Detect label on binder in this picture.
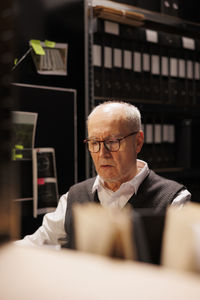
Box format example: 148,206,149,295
182,37,195,50
104,20,119,35
146,29,158,43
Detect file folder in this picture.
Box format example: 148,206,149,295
132,28,146,100
162,124,171,167
194,40,200,105
159,32,171,104
145,29,160,102
144,122,154,168
181,36,196,105
112,36,123,98
103,44,113,97
186,59,195,105
194,61,200,105
93,40,103,97
142,50,151,100
160,55,169,103
151,52,161,102
169,56,178,104
101,20,122,99
176,119,192,169
154,123,163,169
141,28,151,101
168,124,176,167
162,123,176,168
168,35,181,105
177,57,187,105
133,50,143,100
122,39,134,99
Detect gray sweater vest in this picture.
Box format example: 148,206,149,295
64,170,185,248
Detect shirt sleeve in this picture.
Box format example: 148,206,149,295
171,189,191,208
14,192,68,248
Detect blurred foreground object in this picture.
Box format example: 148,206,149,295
72,203,135,259
0,0,20,244
161,202,200,273
0,243,200,300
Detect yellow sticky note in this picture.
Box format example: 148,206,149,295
15,144,24,150
45,40,56,48
30,39,45,55
14,154,23,159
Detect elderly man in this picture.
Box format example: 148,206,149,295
16,101,191,247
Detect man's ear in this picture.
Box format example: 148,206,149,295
136,130,144,154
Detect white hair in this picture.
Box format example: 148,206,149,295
87,101,142,131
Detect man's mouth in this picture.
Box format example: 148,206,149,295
100,164,113,168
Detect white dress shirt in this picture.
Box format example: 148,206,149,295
15,160,191,247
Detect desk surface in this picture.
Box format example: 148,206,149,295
0,243,200,300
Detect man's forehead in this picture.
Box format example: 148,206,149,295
88,126,121,136
88,117,125,130
89,109,125,125
98,104,125,115
88,121,130,139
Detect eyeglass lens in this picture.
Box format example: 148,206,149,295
88,139,120,152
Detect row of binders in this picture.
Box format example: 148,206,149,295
139,123,176,170
94,97,193,170
92,19,200,105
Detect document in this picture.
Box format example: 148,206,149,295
33,148,59,217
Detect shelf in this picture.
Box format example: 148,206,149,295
90,0,200,38
94,96,200,116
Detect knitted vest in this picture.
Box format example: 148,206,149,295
64,170,184,248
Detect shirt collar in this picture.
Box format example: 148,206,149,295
92,159,149,194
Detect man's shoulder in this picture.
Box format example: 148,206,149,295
69,177,96,193
148,170,184,188
144,170,185,198
134,169,186,209
66,177,97,207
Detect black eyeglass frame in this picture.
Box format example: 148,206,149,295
84,131,138,153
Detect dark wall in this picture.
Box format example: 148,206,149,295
13,0,86,182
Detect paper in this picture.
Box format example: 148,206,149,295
30,40,68,76
11,111,38,161
72,203,135,260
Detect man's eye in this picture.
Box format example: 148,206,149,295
107,140,118,145
90,141,99,146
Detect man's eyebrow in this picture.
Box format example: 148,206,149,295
88,134,121,140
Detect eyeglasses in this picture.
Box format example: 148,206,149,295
84,131,138,153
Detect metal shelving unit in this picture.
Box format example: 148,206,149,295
84,1,200,202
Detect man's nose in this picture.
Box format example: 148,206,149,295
99,142,110,157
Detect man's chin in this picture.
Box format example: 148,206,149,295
99,173,119,183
